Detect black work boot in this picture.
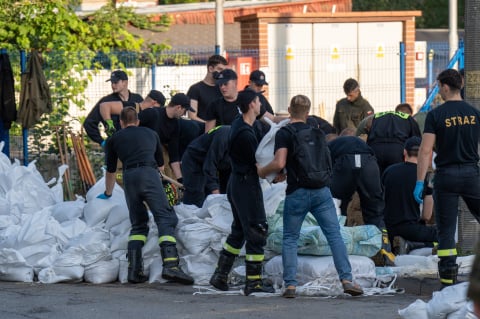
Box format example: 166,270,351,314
244,261,275,296
160,244,194,285
127,249,148,284
209,250,236,291
439,263,459,288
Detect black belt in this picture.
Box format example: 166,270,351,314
124,162,157,170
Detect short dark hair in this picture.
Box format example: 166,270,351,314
406,149,419,157
395,103,413,115
120,106,138,124
207,54,228,68
343,78,359,94
437,69,462,91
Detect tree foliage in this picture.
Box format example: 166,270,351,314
352,0,465,29
0,0,171,153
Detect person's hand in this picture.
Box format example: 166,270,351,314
97,191,112,200
101,140,106,149
105,119,116,137
256,163,265,179
273,172,287,183
413,181,424,204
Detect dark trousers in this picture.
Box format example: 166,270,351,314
387,222,438,244
181,152,208,207
225,173,267,256
369,142,404,175
123,167,178,238
330,154,385,229
434,164,480,269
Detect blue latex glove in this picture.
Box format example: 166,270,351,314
97,192,111,200
101,140,106,149
413,181,424,204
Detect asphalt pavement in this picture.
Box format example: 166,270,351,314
0,276,446,319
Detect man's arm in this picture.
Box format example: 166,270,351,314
83,105,104,145
421,194,434,221
99,101,124,121
104,171,116,196
188,99,205,123
257,148,288,178
417,132,435,182
205,119,216,133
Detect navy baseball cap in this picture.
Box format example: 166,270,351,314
147,90,166,107
106,70,128,83
171,93,195,113
249,70,268,86
215,69,238,85
404,136,421,151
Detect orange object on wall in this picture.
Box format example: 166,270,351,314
229,56,256,91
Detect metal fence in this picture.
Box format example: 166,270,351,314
3,43,453,163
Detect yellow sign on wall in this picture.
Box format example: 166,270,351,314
331,45,340,60
286,45,294,60
376,43,385,58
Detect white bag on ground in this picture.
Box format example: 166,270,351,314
51,198,85,223
426,282,469,319
398,299,429,319
0,248,34,282
84,259,119,284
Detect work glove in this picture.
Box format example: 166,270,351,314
413,181,424,204
105,119,116,137
97,191,112,200
101,140,106,149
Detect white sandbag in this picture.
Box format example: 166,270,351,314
204,196,233,233
51,198,85,223
255,117,290,182
176,218,223,255
0,224,21,248
181,251,218,285
264,255,376,288
262,182,286,218
148,256,168,284
18,242,61,269
447,301,476,319
0,195,10,216
398,299,429,319
110,218,131,237
14,207,55,247
83,197,120,227
111,249,126,261
426,282,469,319
0,248,34,282
49,165,69,204
65,228,110,250
84,259,119,284
81,242,111,266
59,218,88,241
104,203,130,229
0,142,13,173
85,176,125,203
110,232,129,253
38,265,85,284
174,202,203,220
0,215,19,229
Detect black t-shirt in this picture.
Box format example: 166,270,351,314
424,100,480,167
382,162,432,227
105,126,163,173
327,136,375,162
229,117,258,175
205,97,241,126
187,81,222,120
367,111,421,145
259,94,274,115
83,91,143,145
138,107,181,163
274,122,312,194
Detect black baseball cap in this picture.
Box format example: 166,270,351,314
147,90,166,107
215,69,238,85
106,70,128,83
171,93,195,113
249,70,268,86
404,136,421,151
237,88,260,108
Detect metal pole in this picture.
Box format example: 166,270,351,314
0,48,10,157
20,50,28,166
151,63,156,90
399,42,406,103
215,0,224,55
449,0,459,64
427,49,434,89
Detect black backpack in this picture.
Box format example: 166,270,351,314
284,124,332,188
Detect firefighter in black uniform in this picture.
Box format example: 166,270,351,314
181,125,231,207
328,128,396,266
415,68,480,287
367,103,421,174
209,89,275,295
83,70,143,147
138,93,196,181
98,106,194,285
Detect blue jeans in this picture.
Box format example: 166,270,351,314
282,187,353,287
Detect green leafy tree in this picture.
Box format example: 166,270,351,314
0,0,171,154
352,0,464,28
